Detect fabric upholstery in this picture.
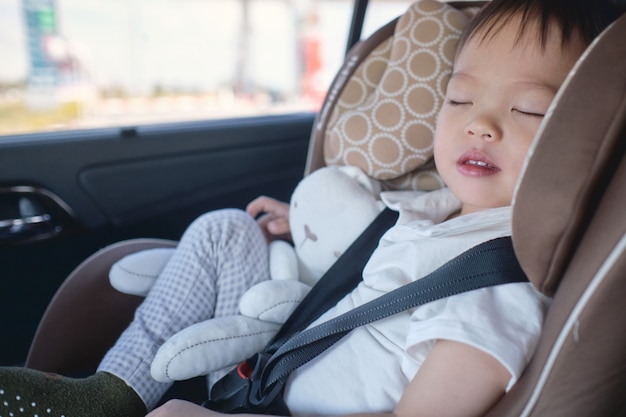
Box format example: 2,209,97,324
308,0,477,191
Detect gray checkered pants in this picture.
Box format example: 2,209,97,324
98,209,270,409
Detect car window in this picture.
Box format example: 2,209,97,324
0,1,462,138
362,0,416,38
1,0,368,137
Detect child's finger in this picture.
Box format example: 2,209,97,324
246,196,289,219
267,217,290,236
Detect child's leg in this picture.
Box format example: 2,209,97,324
0,208,270,417
99,208,270,408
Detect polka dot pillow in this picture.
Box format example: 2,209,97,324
317,0,472,191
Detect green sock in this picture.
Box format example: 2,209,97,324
0,368,146,417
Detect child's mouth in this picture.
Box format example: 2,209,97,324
457,152,500,176
465,159,495,168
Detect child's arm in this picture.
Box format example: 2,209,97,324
246,195,291,242
393,339,510,417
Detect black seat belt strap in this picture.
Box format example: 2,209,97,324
259,236,528,394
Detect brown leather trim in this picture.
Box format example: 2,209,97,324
488,157,626,417
528,161,626,416
512,14,626,296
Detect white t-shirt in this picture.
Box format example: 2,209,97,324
283,188,550,415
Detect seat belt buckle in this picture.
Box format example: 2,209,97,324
202,357,255,412
203,353,281,414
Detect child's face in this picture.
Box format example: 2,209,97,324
433,15,586,215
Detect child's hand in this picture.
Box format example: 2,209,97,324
246,195,291,242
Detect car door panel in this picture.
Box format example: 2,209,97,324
1,114,313,229
0,113,313,365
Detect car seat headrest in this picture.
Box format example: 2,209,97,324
308,0,475,191
512,14,626,296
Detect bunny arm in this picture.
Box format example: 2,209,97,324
151,278,313,381
150,315,281,382
239,279,312,323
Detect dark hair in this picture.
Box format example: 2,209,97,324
457,0,622,52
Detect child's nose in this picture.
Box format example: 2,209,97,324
465,115,501,142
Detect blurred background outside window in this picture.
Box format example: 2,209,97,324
0,0,413,136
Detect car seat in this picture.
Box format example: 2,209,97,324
25,1,626,416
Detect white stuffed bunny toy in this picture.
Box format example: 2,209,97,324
109,165,384,382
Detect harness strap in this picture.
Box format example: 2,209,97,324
259,236,528,394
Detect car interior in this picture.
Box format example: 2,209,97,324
1,0,625,416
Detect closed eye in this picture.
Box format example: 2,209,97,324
513,109,545,118
448,100,471,106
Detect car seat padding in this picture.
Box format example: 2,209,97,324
307,0,479,192
512,14,626,296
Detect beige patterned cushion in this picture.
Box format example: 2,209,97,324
322,0,470,191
